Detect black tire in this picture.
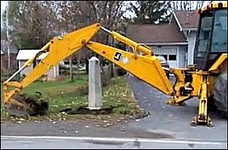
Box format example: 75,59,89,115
213,71,227,118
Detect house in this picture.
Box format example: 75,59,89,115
16,49,60,80
173,10,199,65
1,31,19,72
126,21,188,68
126,10,199,68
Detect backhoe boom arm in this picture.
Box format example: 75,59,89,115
4,0,227,127
3,23,174,113
3,23,101,105
86,41,173,95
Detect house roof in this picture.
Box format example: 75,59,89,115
16,49,48,60
126,22,187,45
173,10,199,31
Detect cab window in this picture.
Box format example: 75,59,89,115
211,9,227,52
198,15,213,52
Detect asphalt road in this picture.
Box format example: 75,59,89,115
1,75,227,149
2,136,226,149
127,75,227,142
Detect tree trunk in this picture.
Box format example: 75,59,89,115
110,62,114,77
69,56,73,82
85,57,89,74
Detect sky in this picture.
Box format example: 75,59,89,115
1,1,7,27
1,1,215,13
1,1,7,13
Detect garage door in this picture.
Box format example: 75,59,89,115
152,47,178,68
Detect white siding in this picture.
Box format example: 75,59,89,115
19,60,33,76
126,45,187,68
17,49,60,80
179,45,188,68
16,50,48,60
19,60,59,80
151,46,179,68
184,31,197,65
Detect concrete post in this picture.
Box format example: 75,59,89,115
88,56,102,110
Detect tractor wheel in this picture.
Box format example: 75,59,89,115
213,71,227,118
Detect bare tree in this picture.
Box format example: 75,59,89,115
2,1,60,49
85,1,129,84
56,1,83,81
196,1,205,9
56,1,128,83
171,1,205,11
2,1,129,82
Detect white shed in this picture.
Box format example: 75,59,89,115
16,49,59,80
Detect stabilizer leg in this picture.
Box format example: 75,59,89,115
190,80,213,127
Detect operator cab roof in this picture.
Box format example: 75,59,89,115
198,1,227,14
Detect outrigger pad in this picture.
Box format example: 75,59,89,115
6,93,49,117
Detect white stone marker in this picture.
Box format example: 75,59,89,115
88,56,102,110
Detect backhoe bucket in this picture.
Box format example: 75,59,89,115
5,93,49,117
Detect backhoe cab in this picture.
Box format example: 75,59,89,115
3,1,227,127
194,2,227,70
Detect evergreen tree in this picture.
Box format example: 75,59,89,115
130,1,172,24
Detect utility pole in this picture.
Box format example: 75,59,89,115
6,1,11,70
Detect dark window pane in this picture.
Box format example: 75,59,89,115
169,55,176,60
212,9,227,52
162,55,167,60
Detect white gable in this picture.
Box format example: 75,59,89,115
16,49,48,60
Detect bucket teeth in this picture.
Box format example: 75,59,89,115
6,93,49,117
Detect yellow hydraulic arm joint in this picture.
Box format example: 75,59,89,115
4,21,224,127
107,29,152,57
4,22,220,127
3,22,174,110
101,27,152,56
209,53,227,73
86,27,174,95
3,23,101,105
3,41,51,105
19,23,101,89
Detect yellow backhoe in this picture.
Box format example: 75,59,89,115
3,2,227,127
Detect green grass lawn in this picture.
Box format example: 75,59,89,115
1,75,147,124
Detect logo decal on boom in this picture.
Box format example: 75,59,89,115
114,52,122,61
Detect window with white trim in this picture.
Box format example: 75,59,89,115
155,54,176,61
